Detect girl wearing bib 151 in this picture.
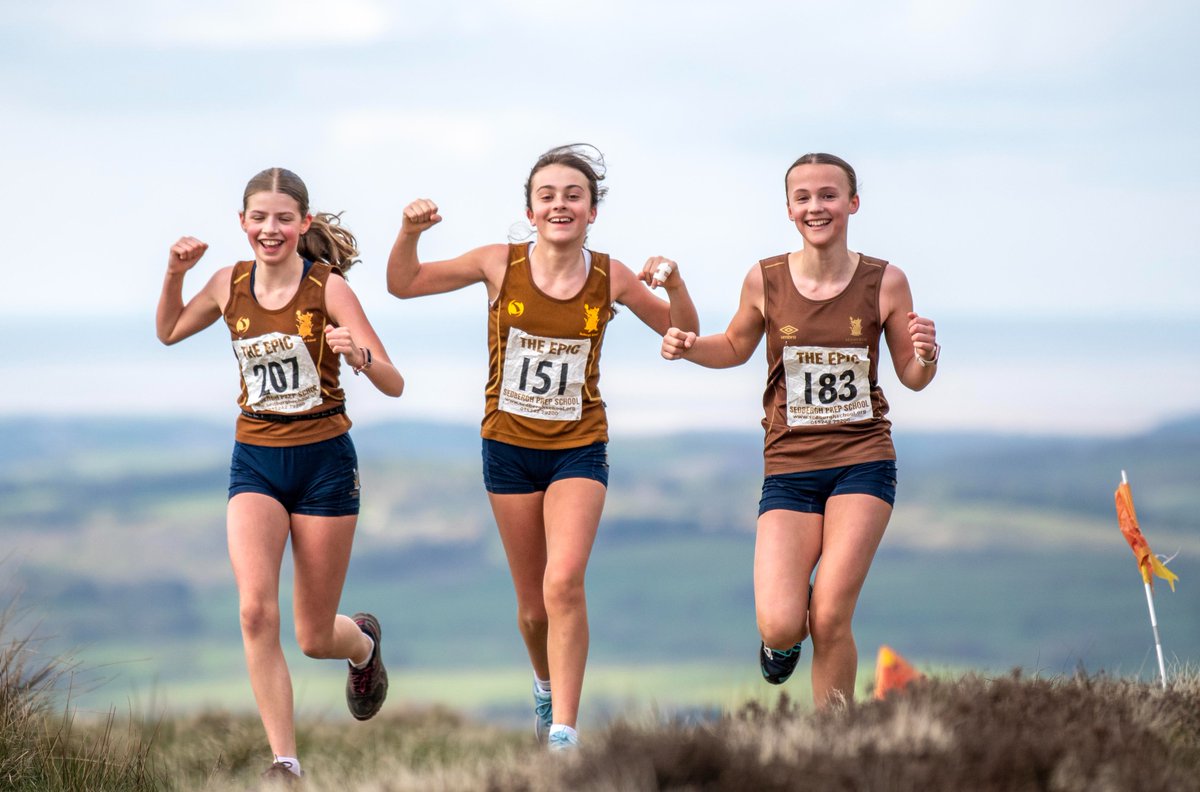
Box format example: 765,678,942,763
386,144,699,749
661,153,938,708
156,168,404,783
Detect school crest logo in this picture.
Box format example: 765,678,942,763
582,304,601,335
235,316,251,334
849,317,863,337
295,310,315,340
507,300,525,317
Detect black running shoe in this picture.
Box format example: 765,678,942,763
346,613,388,720
759,641,803,685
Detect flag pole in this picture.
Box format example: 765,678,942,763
1124,470,1168,690
1143,581,1167,690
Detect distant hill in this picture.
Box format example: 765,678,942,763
2,414,1197,712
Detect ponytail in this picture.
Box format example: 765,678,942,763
300,212,360,275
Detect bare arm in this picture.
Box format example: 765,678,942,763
610,255,700,336
386,199,506,301
324,274,405,398
662,264,765,368
880,264,938,391
155,236,228,345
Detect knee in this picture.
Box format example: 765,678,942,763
758,609,805,651
295,627,337,659
517,604,549,637
808,607,853,647
542,568,586,616
239,599,280,641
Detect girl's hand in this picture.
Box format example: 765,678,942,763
168,237,208,274
661,327,696,360
401,199,442,234
640,255,678,290
907,312,938,363
324,324,367,369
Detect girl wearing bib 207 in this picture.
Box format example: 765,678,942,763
662,153,939,708
387,145,699,749
156,168,404,783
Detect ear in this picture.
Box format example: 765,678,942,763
587,204,598,225
238,211,247,230
849,195,860,215
300,213,314,233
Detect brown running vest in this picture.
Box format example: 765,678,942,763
223,260,351,446
481,243,612,449
760,252,895,475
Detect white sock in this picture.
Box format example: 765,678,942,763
350,635,375,669
548,724,577,741
273,755,302,777
534,676,551,694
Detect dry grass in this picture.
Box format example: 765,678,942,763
5,601,1199,792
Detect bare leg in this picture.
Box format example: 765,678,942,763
226,493,295,757
541,477,604,727
754,509,822,651
289,513,372,664
489,478,605,728
490,491,551,680
807,494,891,707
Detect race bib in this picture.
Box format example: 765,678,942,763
782,346,872,427
233,332,322,414
498,328,591,421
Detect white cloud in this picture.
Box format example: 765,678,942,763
25,0,395,48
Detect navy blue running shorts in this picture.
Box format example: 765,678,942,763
482,439,609,494
758,459,897,516
229,433,360,516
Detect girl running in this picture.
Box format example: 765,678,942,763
661,153,938,708
156,168,404,783
386,144,699,749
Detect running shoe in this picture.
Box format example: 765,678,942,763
548,727,580,751
260,760,302,785
533,681,553,742
759,641,803,685
346,612,388,720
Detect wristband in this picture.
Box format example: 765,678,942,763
916,343,940,368
352,347,373,375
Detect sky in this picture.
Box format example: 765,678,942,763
2,0,1198,436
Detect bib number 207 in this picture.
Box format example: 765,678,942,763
253,357,300,396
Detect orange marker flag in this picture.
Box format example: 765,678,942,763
874,645,923,700
1115,474,1178,591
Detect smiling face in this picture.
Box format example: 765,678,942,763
239,190,312,266
525,163,597,244
785,163,859,248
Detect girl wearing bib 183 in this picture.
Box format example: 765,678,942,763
386,144,699,749
156,168,404,783
661,153,938,708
